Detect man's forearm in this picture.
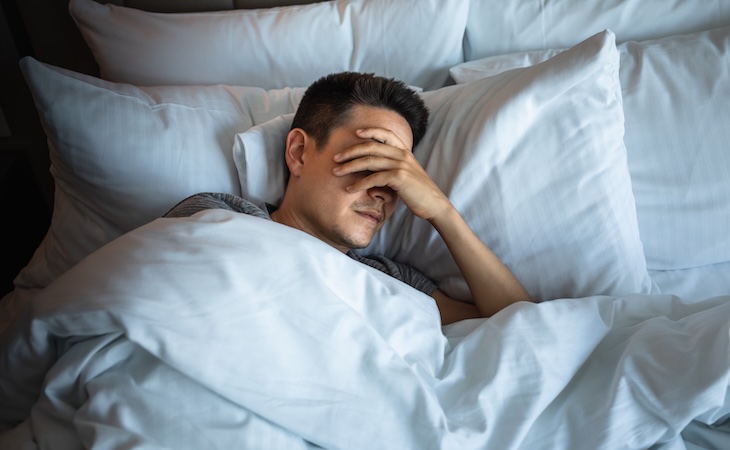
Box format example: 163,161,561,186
429,206,530,317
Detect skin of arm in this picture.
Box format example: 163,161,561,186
333,127,531,325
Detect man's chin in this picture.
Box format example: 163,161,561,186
345,240,371,251
331,224,376,251
341,234,374,251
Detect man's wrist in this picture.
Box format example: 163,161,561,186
427,201,461,231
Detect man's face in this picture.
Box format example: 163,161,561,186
286,105,414,252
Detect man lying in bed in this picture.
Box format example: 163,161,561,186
165,72,530,325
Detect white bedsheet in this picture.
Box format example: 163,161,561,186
1,210,729,450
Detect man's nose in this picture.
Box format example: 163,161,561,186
368,185,396,203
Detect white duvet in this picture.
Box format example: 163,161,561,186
1,210,729,450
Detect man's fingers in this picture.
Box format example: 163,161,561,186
344,170,401,193
333,153,403,176
355,127,407,150
334,141,404,164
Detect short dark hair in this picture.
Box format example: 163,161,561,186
291,72,429,149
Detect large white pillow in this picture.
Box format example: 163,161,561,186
450,26,730,271
464,0,730,61
15,57,305,291
233,30,657,301
69,0,468,91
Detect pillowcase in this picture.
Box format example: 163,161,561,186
450,25,730,271
233,30,657,301
68,0,469,91
464,0,730,61
16,57,305,291
235,114,294,207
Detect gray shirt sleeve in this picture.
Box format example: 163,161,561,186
163,192,269,220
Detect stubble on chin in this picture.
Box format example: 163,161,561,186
330,223,373,250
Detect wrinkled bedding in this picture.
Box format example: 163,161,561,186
1,210,729,450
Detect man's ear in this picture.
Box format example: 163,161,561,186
284,128,308,177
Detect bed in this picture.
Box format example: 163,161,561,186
2,0,730,448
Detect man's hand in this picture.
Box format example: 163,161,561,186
332,127,451,221
334,127,530,323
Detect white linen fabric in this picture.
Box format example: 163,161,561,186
1,209,729,450
68,0,469,91
450,26,730,271
464,0,730,61
450,48,565,81
235,114,294,206
650,262,730,303
233,31,656,301
14,57,304,297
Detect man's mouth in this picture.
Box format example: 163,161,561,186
357,210,383,224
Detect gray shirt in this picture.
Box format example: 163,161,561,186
164,192,437,295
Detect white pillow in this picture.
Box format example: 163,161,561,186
450,26,730,271
68,0,468,91
16,57,305,291
234,114,294,207
464,0,730,61
233,30,657,301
